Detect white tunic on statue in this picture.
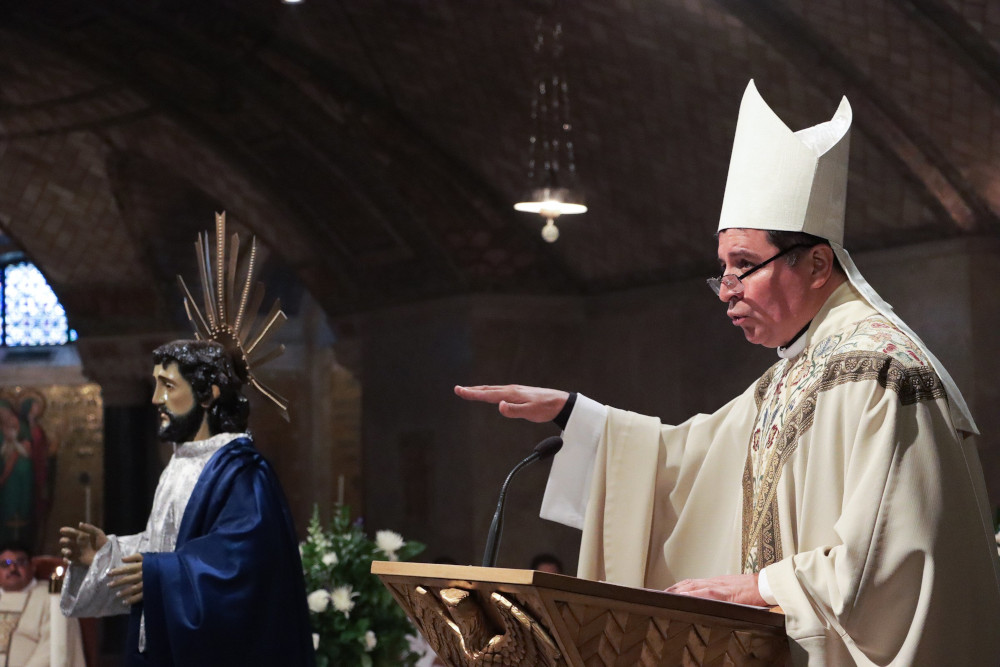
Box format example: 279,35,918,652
60,432,246,650
541,283,1000,666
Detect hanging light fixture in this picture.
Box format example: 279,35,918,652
513,17,586,243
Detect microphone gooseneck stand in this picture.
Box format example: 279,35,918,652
481,435,563,568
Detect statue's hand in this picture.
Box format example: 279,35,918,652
59,522,108,567
108,553,144,605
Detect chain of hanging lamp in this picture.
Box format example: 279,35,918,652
514,15,587,243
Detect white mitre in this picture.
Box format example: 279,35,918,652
718,80,977,435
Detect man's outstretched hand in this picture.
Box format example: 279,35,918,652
454,385,569,423
59,523,108,567
666,574,767,607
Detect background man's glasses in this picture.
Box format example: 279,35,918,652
0,557,29,569
707,243,814,296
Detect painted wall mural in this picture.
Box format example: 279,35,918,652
0,384,103,555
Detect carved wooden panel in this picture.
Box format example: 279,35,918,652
387,582,563,667
553,599,785,666
374,563,788,667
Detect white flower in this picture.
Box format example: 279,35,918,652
322,551,339,567
375,530,405,560
308,527,332,551
307,589,331,613
330,584,358,617
363,630,377,652
312,633,320,651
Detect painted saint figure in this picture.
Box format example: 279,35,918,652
0,400,32,544
19,392,55,550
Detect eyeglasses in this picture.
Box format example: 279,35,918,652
707,243,814,296
0,557,29,569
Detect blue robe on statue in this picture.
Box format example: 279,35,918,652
126,439,315,666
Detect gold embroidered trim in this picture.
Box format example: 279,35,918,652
741,350,946,571
761,494,782,566
818,352,946,404
754,364,778,410
0,611,19,657
742,388,816,571
740,450,753,566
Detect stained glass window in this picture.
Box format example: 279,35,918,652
2,261,77,346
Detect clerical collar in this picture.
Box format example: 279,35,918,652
777,321,811,359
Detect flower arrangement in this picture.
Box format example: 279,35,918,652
995,508,1000,557
302,504,425,667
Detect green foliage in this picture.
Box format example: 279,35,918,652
302,504,425,667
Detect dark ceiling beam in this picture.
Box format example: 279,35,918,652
241,32,586,302
142,1,584,299
5,1,586,313
893,0,1000,103
713,0,998,234
256,10,587,298
71,6,426,277
1,9,367,307
0,7,460,301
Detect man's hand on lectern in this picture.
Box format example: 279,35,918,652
455,385,569,423
666,574,767,607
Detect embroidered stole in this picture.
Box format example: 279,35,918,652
0,590,29,666
740,316,948,574
742,357,801,574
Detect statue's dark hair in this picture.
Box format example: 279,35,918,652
152,340,249,434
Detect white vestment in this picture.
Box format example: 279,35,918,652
0,580,85,667
542,283,1000,666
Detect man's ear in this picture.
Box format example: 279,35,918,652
809,245,836,288
201,384,221,408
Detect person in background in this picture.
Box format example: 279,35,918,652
529,553,564,574
0,541,85,667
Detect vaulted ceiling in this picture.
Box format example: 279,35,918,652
2,0,999,339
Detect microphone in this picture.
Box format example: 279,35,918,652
481,435,563,568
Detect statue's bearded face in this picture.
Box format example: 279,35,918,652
152,362,208,443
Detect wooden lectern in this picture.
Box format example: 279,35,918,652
373,561,788,666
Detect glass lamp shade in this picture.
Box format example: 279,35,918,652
513,187,587,218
